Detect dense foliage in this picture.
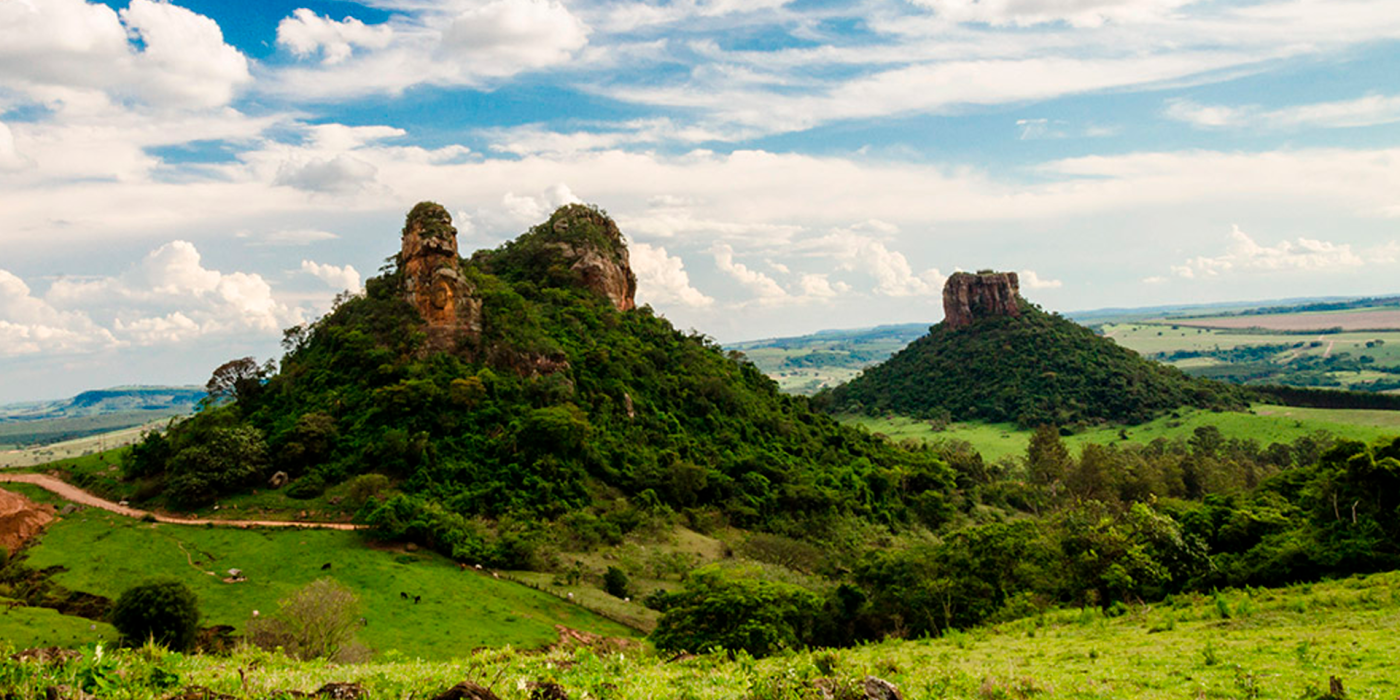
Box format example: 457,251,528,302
123,204,953,567
824,302,1250,427
110,580,200,651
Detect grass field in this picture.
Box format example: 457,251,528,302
4,570,1397,699
845,405,1400,461
1180,306,1400,331
0,422,159,467
13,506,638,659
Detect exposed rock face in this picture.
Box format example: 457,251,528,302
401,202,483,351
544,205,637,312
942,271,1021,329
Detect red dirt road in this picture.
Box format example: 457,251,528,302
0,473,365,531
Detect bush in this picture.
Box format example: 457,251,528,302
111,579,200,651
651,566,823,657
248,578,366,662
603,566,629,598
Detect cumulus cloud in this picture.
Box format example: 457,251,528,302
1020,270,1062,289
0,122,26,171
1166,94,1400,130
46,240,302,341
442,0,589,75
300,260,362,292
0,0,250,109
277,8,393,65
0,270,116,357
1171,226,1367,278
713,244,789,304
274,154,379,194
239,229,341,246
632,243,714,308
804,230,945,297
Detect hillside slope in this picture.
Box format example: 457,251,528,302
827,272,1249,426
123,203,953,564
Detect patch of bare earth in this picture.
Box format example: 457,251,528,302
0,487,54,553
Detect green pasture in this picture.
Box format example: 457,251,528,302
18,508,636,659
1104,322,1400,363
5,571,1398,699
846,404,1400,461
0,598,119,649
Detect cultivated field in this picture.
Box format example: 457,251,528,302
1177,306,1400,331
0,422,159,468
845,405,1400,462
3,570,1396,699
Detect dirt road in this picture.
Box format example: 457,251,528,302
0,472,365,531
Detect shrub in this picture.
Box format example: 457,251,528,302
248,578,365,662
345,473,392,506
603,566,630,599
110,579,200,651
651,566,823,657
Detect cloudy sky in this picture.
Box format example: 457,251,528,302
1,0,1398,403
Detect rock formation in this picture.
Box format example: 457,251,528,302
942,271,1021,329
400,202,483,351
543,204,636,312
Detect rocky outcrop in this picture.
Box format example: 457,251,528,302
544,205,636,312
400,202,483,351
942,271,1021,329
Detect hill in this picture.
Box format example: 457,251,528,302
826,271,1249,426
121,203,953,564
0,386,201,448
727,322,930,394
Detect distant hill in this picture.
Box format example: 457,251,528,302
727,323,930,395
0,386,202,448
826,272,1249,427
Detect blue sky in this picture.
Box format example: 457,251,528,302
2,0,1399,402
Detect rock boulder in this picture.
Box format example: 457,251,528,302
942,271,1021,329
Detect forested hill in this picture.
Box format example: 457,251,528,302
124,203,953,564
825,286,1250,427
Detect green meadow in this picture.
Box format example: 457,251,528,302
11,507,636,660
4,570,1398,699
844,404,1400,461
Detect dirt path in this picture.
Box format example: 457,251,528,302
0,473,365,531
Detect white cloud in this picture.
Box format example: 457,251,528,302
277,8,393,65
713,244,789,304
798,273,848,298
240,229,341,246
804,230,945,297
442,0,590,74
1171,225,1368,278
909,0,1197,27
0,0,249,109
0,269,116,357
0,122,26,171
1020,269,1062,289
632,243,714,308
46,240,303,341
300,260,362,292
1166,94,1400,130
274,154,379,194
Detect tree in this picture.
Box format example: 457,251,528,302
650,566,822,657
250,578,364,662
603,566,630,598
111,579,200,651
1028,425,1071,500
205,357,271,405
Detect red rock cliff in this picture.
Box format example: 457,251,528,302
942,271,1021,329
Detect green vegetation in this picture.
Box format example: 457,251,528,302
14,506,634,658
3,571,1399,699
0,600,118,649
122,203,955,567
111,580,200,651
826,302,1249,426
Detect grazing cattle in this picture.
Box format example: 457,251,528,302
321,562,332,570
413,595,421,604
400,592,408,600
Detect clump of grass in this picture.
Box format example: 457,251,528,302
1202,640,1220,666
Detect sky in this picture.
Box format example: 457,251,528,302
1,0,1399,403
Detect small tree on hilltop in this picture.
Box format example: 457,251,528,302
111,579,200,651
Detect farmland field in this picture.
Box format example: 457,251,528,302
1178,306,1400,331
845,404,1400,461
